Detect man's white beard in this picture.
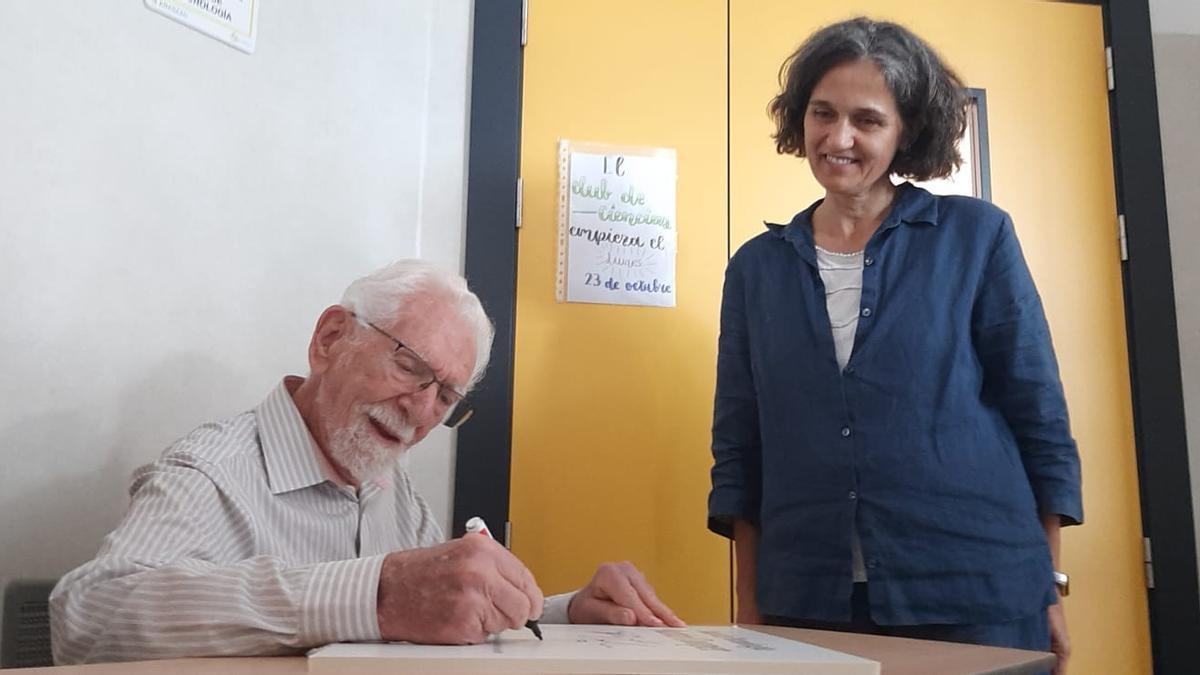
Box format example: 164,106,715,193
327,402,416,484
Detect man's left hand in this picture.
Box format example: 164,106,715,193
1048,602,1070,674
567,561,686,627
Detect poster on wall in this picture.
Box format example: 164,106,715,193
145,0,259,54
556,140,677,308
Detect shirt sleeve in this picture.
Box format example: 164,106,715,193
50,460,383,664
972,214,1084,525
707,257,764,538
540,591,577,624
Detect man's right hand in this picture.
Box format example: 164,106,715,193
376,535,544,644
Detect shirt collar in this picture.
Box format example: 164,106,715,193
767,182,940,262
256,378,334,495
885,181,940,228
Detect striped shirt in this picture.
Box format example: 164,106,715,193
815,245,869,584
50,379,570,664
815,245,864,372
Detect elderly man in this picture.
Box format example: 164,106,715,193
50,260,683,664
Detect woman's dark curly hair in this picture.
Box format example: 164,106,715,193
768,17,967,181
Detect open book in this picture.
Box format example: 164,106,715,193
308,624,880,674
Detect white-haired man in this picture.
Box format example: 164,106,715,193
50,260,683,665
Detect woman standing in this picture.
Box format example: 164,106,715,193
707,17,1079,673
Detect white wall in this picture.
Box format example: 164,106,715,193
1148,0,1200,588
0,0,473,579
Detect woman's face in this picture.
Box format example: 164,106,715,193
803,59,904,198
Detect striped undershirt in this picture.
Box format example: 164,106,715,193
815,245,869,584
50,378,570,664
815,244,864,372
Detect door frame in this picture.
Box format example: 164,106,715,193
452,0,523,540
456,0,1200,669
1102,1,1200,671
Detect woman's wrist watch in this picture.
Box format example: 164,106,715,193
1053,571,1070,596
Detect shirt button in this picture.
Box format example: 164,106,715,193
848,490,857,501
861,307,872,317
841,426,852,438
864,257,874,266
844,365,855,374
867,559,880,569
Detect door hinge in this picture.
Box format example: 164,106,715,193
1118,214,1128,261
521,0,528,47
516,177,524,229
504,520,513,548
1106,46,1115,92
1144,536,1155,589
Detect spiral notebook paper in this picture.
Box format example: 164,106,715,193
307,624,880,674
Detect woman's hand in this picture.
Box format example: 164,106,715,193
1040,513,1069,673
736,594,764,625
1048,601,1071,674
733,519,762,624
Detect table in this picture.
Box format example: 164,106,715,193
7,626,1054,674
752,626,1054,675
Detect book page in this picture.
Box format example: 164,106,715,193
308,624,879,674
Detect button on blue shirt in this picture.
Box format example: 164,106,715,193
708,184,1083,625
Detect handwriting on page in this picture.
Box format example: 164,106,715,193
560,144,677,308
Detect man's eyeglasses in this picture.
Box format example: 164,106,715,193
349,312,475,428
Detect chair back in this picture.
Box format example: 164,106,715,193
0,579,56,669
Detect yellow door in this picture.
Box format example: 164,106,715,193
729,1,1149,673
509,0,731,623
